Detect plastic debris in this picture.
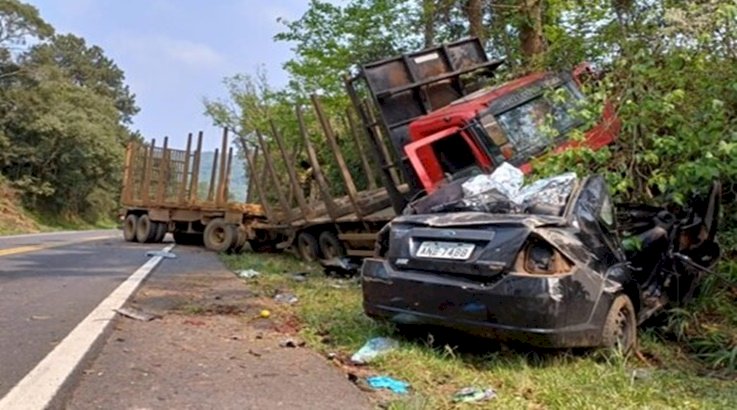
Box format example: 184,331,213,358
145,250,176,259
274,292,299,305
259,309,271,318
462,162,523,198
290,273,308,282
452,387,497,403
366,376,410,394
350,337,398,364
115,307,159,321
320,257,361,276
236,269,261,279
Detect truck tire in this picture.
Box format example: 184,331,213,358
135,214,157,243
319,231,346,259
123,214,138,242
601,294,637,353
228,228,247,254
153,222,167,243
296,232,319,261
204,219,237,253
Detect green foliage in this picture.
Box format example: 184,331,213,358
0,1,138,224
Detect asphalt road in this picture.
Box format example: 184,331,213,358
0,230,170,399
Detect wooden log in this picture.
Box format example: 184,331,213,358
141,138,156,205
207,148,219,202
178,133,193,204
156,136,169,204
189,131,203,202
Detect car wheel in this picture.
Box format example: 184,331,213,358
601,294,637,353
318,231,345,260
123,214,138,242
203,218,237,253
296,232,319,261
135,214,157,243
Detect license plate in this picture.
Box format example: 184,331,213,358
416,241,475,260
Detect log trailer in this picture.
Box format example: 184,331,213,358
119,38,620,259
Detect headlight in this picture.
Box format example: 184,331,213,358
514,237,573,275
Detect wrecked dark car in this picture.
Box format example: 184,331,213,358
362,166,720,350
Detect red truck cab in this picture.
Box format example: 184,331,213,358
404,70,621,194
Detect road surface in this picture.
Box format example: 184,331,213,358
0,230,167,401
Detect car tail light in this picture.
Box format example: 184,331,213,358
514,237,573,275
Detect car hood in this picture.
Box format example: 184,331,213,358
394,212,566,228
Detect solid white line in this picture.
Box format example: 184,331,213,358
0,244,176,410
0,229,117,240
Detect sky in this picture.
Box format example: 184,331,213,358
28,0,321,150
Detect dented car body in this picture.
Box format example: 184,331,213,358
362,174,720,349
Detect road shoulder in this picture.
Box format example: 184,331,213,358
64,246,371,410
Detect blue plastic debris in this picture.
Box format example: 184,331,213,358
350,337,398,364
366,376,410,394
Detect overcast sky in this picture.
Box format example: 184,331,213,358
29,0,321,150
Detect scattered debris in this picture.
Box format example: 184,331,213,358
279,338,305,348
320,257,361,276
236,269,261,279
259,309,271,319
630,368,654,383
274,292,299,305
366,376,410,394
327,352,337,360
30,315,51,321
247,349,262,357
351,337,398,364
145,250,177,259
115,307,159,322
290,273,308,282
452,387,497,403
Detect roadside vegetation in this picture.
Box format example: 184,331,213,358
0,1,138,233
222,251,737,408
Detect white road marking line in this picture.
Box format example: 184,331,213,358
0,244,176,410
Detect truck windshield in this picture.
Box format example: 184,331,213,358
494,84,582,159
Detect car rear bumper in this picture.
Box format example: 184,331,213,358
361,258,614,348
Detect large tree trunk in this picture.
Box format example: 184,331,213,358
518,0,545,59
464,0,486,42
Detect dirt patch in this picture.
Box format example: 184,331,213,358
0,181,39,234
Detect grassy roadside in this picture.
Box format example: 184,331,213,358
221,252,737,409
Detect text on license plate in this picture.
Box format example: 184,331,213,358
416,241,475,260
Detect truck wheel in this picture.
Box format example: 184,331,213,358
135,214,157,243
296,232,319,261
248,240,279,253
123,214,138,242
319,231,346,259
153,222,167,243
601,294,637,353
228,228,247,254
204,219,237,253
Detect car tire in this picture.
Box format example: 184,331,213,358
123,214,138,242
296,232,319,261
318,231,345,260
203,218,237,253
135,214,157,243
601,294,637,353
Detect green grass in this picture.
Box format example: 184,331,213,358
221,252,737,409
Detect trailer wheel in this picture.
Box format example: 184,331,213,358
601,294,636,353
296,232,319,262
135,214,157,243
228,228,247,254
123,214,138,242
204,219,237,253
319,232,346,259
153,222,167,243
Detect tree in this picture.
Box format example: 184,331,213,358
24,34,139,123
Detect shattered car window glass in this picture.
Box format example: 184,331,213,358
496,85,581,158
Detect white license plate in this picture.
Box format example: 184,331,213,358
416,241,475,260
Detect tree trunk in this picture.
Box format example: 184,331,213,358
422,0,436,47
464,0,485,42
518,0,545,59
